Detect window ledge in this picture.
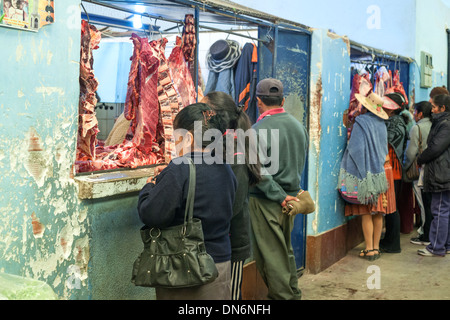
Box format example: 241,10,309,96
74,167,155,200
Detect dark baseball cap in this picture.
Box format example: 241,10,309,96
256,78,284,97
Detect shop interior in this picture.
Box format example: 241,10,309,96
77,0,265,175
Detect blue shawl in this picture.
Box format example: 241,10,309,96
338,112,389,204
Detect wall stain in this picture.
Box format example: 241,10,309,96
31,212,45,238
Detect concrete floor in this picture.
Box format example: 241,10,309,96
298,229,450,300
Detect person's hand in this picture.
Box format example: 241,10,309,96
281,195,299,207
154,165,167,175
146,165,167,184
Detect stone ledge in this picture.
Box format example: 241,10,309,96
74,167,156,200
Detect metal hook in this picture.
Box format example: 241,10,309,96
265,26,273,41
81,2,89,24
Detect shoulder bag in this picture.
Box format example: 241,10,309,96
404,125,422,182
131,157,218,288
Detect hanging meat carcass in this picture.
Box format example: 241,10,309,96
385,70,409,105
76,20,101,162
75,32,186,173
182,14,204,90
182,14,196,65
168,36,203,107
345,73,372,139
150,37,184,163
374,66,390,97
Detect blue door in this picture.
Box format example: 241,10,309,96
258,26,311,272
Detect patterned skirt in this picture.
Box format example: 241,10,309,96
345,155,396,216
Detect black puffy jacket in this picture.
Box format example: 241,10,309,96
417,112,450,192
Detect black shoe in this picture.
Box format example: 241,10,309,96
379,246,401,253
410,237,431,246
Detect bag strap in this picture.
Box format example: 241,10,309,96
184,157,196,226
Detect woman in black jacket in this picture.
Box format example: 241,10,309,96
202,91,262,300
417,94,450,256
138,103,237,299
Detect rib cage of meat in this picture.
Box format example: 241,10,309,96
75,30,193,174
76,20,101,162
150,37,184,163
168,36,202,107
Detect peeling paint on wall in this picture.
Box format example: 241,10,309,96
31,212,45,238
310,75,323,152
24,128,48,187
326,30,350,55
0,0,89,300
35,86,65,98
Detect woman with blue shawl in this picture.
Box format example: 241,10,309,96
339,92,396,261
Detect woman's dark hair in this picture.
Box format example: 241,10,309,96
203,91,262,186
414,101,432,119
173,102,228,154
432,94,450,112
430,86,449,99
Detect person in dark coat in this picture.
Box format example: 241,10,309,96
201,91,262,300
138,103,237,299
417,94,450,256
380,92,410,253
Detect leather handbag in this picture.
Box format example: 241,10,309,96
404,125,422,182
282,189,316,216
131,158,218,288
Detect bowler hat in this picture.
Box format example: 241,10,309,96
206,39,241,73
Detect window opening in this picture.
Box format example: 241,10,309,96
75,0,268,175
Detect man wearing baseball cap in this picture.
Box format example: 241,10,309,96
249,78,308,300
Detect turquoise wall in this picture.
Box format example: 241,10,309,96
0,0,89,299
0,1,153,300
307,29,351,236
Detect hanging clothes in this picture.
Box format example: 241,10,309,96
204,39,242,101
234,42,258,123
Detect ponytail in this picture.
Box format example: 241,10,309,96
203,92,262,185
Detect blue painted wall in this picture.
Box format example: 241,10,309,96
0,1,154,300
307,29,351,236
0,0,90,299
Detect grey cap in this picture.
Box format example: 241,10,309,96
256,78,284,97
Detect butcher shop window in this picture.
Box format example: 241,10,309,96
75,7,204,174
75,1,260,176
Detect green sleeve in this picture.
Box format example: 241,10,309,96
254,127,287,204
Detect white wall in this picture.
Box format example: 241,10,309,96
413,0,450,101
231,0,417,57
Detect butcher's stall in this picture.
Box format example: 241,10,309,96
72,0,312,300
